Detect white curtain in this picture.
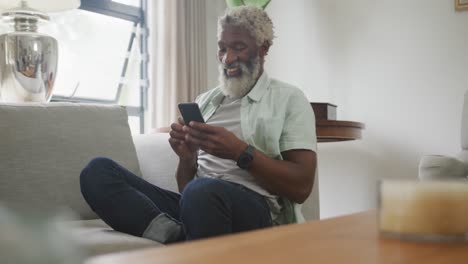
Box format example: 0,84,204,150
149,0,208,130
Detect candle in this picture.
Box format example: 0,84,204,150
379,180,468,240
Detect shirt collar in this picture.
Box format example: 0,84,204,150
211,89,225,108
246,71,270,102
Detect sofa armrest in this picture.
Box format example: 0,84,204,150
419,155,468,180
132,133,179,193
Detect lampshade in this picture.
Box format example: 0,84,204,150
0,0,80,13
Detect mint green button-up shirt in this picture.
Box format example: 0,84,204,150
195,72,317,223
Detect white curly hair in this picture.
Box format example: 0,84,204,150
217,6,275,47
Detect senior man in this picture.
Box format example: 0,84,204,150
80,6,317,244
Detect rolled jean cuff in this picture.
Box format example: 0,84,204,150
142,213,184,243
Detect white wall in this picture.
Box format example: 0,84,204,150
205,0,227,89
265,0,468,218
265,0,331,102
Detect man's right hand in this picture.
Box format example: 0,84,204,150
169,117,199,162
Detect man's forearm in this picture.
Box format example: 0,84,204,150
248,149,317,204
175,158,198,193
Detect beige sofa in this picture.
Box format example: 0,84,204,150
0,103,319,259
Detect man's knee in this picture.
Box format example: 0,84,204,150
80,157,117,200
180,178,232,239
181,178,225,205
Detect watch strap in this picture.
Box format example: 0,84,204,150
237,144,255,169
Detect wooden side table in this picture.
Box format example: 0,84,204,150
316,120,365,142
311,103,365,143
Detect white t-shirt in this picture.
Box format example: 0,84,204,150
196,96,282,218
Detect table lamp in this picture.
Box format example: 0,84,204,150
0,0,80,103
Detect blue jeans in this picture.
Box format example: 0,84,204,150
80,157,272,243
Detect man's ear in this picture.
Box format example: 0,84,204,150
259,42,270,57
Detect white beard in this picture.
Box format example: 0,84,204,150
218,57,260,98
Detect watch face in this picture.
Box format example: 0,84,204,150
238,152,253,169
241,155,252,163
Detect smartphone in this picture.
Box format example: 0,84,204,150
178,103,205,125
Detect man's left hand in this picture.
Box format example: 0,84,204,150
183,122,248,161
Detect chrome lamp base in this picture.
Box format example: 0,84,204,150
0,32,57,102
0,2,58,103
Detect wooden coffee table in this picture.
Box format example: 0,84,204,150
86,210,468,264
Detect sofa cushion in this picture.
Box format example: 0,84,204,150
133,133,179,193
0,103,142,219
66,219,161,257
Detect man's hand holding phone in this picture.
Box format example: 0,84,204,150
169,103,206,161
182,122,247,161
174,102,245,161
170,103,205,192
168,117,199,162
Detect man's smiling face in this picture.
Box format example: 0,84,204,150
217,25,261,98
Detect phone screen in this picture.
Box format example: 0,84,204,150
178,103,205,125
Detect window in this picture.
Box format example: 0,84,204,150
48,0,148,134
